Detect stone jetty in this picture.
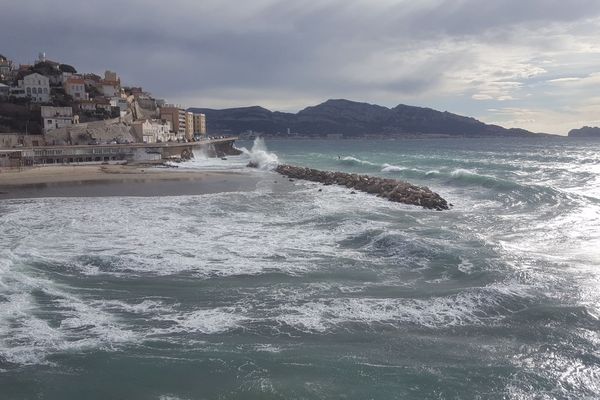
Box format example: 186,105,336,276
270,164,450,210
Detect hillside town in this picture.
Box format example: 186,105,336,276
0,52,237,168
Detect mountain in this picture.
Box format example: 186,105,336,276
568,126,600,138
189,99,542,137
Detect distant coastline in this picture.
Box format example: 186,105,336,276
190,99,557,139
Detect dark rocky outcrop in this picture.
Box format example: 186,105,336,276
190,99,549,138
262,164,449,210
568,126,600,138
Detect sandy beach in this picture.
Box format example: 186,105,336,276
0,165,259,199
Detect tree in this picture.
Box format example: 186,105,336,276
31,61,60,76
59,64,77,74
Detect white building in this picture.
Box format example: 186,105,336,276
16,73,50,103
99,80,119,97
131,119,172,143
41,106,74,134
109,97,129,117
64,76,88,100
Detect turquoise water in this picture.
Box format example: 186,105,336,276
1,138,599,399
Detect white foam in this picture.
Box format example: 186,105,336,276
274,283,533,333
0,248,140,365
241,137,279,170
340,156,378,166
381,163,406,172
157,308,248,335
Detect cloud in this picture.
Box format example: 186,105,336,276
2,0,600,134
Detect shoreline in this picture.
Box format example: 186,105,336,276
0,165,259,199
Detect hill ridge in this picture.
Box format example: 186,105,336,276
189,99,546,137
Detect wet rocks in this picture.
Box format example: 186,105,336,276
273,164,449,210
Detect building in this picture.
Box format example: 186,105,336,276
160,105,187,140
185,111,194,141
58,71,74,85
63,76,88,100
104,70,118,82
95,99,112,112
41,106,74,134
83,73,101,86
193,113,206,137
109,97,129,116
0,133,44,148
99,80,119,97
0,56,12,79
0,83,9,99
0,149,35,168
16,73,50,102
131,119,172,143
98,70,120,97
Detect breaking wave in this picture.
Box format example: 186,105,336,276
338,156,379,167
241,137,279,170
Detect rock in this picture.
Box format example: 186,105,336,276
274,164,449,210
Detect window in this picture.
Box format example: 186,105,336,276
26,87,31,95
47,119,52,124
43,88,48,94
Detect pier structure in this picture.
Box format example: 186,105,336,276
0,137,239,168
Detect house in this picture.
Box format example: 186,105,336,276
95,99,112,112
76,100,97,112
41,106,74,134
64,76,88,100
99,80,120,97
131,119,172,143
98,70,121,97
15,73,50,102
110,97,129,116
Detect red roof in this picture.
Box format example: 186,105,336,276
65,76,85,85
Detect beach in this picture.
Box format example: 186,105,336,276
0,164,259,199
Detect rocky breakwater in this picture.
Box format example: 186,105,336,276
272,164,450,210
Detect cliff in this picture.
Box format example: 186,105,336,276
190,99,542,138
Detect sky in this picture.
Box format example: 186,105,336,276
3,0,600,135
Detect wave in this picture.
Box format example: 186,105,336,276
273,283,535,333
0,251,140,366
241,137,279,170
338,156,379,167
381,163,406,172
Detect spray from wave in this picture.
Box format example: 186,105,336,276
241,137,280,170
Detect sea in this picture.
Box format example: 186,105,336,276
1,137,599,399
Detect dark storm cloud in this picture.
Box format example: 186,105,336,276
2,0,600,132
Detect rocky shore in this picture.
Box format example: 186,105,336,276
268,164,450,210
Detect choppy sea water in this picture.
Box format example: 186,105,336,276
1,137,599,399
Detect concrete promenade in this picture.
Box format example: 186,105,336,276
0,137,240,168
